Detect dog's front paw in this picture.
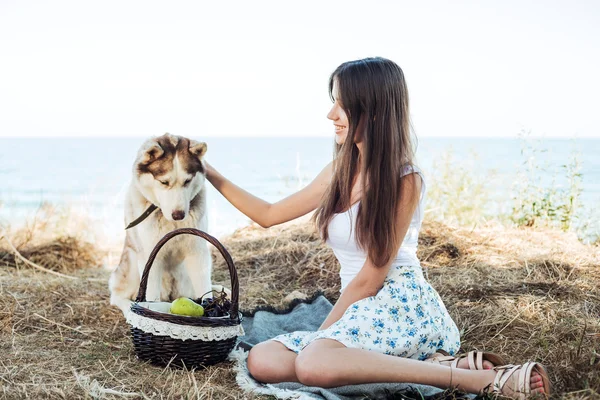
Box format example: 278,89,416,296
110,296,133,316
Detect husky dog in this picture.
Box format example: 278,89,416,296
109,133,221,315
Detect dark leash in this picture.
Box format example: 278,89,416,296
125,204,159,230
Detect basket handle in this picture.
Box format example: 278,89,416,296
135,228,239,319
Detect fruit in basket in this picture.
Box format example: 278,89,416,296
169,297,205,317
194,287,232,317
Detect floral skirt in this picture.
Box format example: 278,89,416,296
271,265,461,360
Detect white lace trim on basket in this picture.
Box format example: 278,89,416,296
126,308,245,341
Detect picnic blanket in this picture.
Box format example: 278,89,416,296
229,292,474,400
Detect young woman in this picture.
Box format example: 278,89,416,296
205,57,550,398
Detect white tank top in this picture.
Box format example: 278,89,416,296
325,164,426,293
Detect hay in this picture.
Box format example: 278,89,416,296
0,235,103,274
0,217,599,399
210,220,340,311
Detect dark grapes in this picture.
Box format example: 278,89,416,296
195,287,232,317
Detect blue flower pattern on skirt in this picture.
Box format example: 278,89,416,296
271,265,461,360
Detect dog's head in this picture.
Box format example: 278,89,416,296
134,133,207,222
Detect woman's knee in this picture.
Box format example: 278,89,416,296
247,340,293,383
246,343,270,381
295,348,333,387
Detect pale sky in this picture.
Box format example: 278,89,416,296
0,0,598,138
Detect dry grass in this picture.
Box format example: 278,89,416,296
1,215,599,399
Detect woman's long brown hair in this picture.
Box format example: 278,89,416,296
311,57,419,268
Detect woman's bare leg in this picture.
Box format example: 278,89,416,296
294,339,547,395
247,340,300,383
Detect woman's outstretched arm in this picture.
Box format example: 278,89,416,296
205,160,333,228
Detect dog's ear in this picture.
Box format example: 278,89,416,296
140,142,164,165
189,140,207,159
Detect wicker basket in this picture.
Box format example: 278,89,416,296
126,228,244,369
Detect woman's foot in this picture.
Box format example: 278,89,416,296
425,350,504,370
481,362,550,399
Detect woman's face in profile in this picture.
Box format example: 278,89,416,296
327,80,349,145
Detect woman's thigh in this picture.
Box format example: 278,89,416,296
247,339,300,384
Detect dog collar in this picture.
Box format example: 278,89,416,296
125,204,159,230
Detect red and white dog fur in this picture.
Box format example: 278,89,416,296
109,133,225,315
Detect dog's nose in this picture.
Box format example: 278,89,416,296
172,210,185,220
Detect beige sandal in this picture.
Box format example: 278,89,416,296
425,349,507,370
487,362,551,399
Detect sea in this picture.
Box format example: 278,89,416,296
0,137,598,245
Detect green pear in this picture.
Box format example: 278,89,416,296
169,297,205,317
